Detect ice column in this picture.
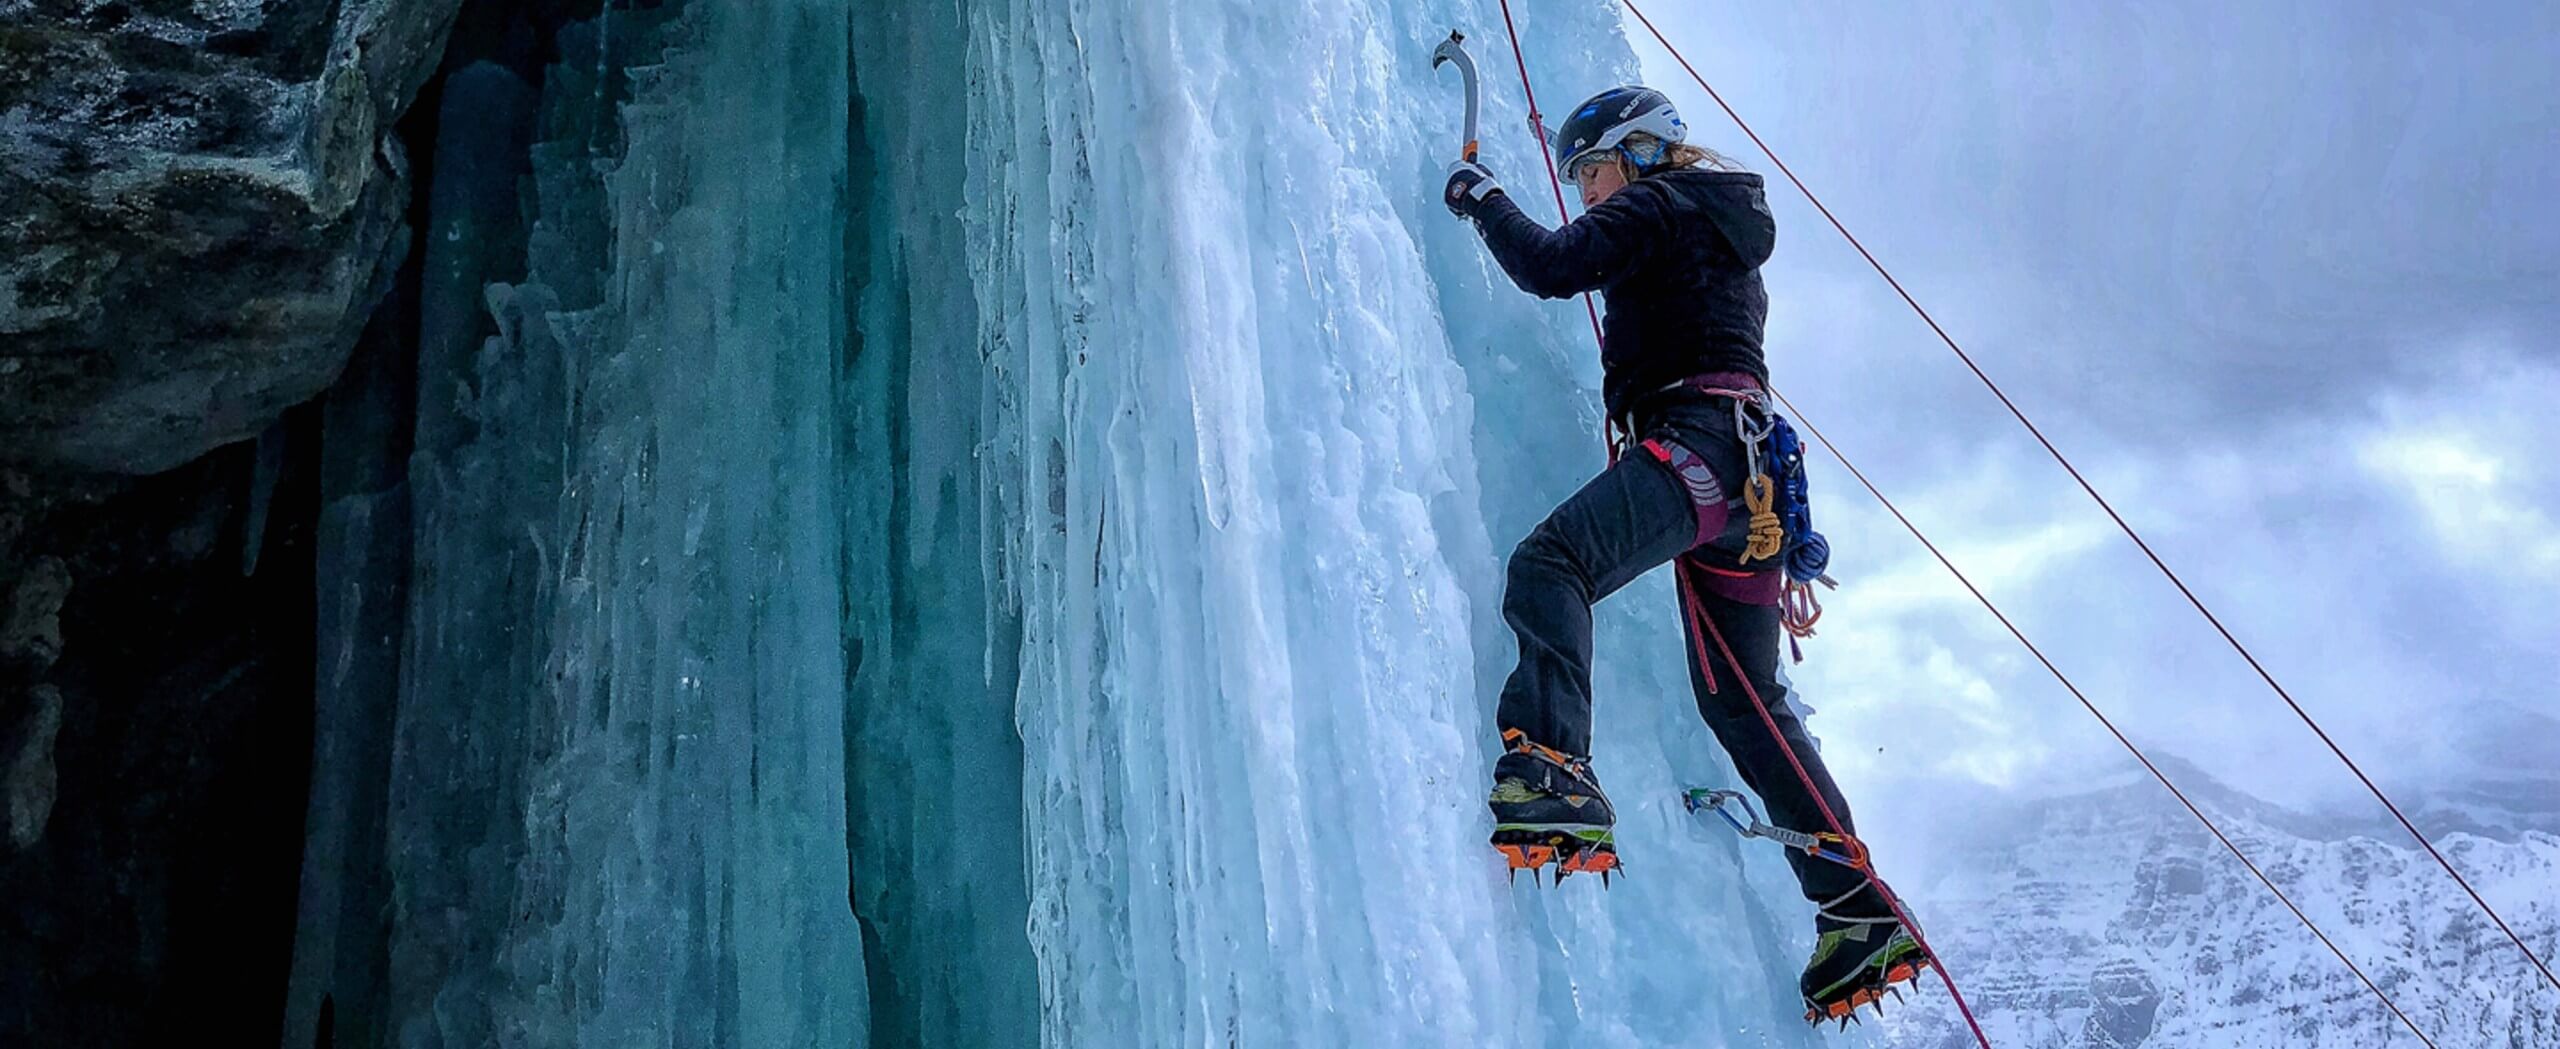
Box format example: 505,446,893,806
349,6,867,1046
837,2,1044,1046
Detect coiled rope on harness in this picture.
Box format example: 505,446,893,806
1722,387,1832,649
1489,4,1990,1042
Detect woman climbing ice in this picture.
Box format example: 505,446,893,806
1442,85,1927,1024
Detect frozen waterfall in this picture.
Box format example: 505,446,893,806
290,1,1832,1046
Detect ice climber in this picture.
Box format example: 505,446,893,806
1442,86,1927,1023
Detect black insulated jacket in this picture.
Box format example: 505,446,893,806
1465,168,1775,418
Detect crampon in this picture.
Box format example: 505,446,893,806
1802,937,1930,1028
1491,827,1619,886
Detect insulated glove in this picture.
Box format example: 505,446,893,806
1444,161,1502,217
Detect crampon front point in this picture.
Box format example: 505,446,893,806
1492,827,1619,886
1804,951,1930,1028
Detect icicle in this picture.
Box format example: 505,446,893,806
237,421,284,576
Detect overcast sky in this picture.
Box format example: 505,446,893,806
1610,1,2560,870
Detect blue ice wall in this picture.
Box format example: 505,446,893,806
841,2,1041,1046
295,5,870,1046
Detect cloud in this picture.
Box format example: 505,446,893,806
2363,432,2560,578
2357,352,2560,584
1783,341,2560,817
1633,0,2560,448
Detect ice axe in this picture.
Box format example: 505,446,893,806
1430,30,1479,163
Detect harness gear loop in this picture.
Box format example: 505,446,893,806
1715,385,1776,476
1782,574,1834,644
1640,437,1731,551
1708,383,1835,646
1676,383,1789,567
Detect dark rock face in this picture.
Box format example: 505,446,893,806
0,0,464,475
0,2,637,1040
0,432,323,1046
0,478,72,852
0,2,468,1043
2082,959,2163,1048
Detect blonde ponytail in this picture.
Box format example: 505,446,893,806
1623,133,1749,175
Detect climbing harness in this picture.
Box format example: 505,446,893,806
1631,377,1838,655
1638,437,1728,552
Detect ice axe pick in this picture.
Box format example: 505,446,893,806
1430,30,1480,163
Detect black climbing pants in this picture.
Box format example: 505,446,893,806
1494,395,1864,905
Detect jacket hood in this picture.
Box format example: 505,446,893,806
1645,168,1775,268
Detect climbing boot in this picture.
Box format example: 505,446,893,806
1489,728,1619,883
1800,884,1929,1025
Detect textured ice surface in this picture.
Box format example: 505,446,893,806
294,6,868,1046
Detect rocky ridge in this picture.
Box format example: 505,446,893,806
1876,767,2560,1048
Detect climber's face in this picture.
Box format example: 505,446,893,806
1575,153,1630,208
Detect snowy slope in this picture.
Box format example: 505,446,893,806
1874,766,2560,1048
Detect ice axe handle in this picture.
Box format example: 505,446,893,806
1430,31,1480,164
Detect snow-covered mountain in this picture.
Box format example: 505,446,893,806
1875,761,2560,1048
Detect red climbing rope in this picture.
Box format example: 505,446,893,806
1492,3,1992,1042
1491,0,1604,351
1613,0,2560,1000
